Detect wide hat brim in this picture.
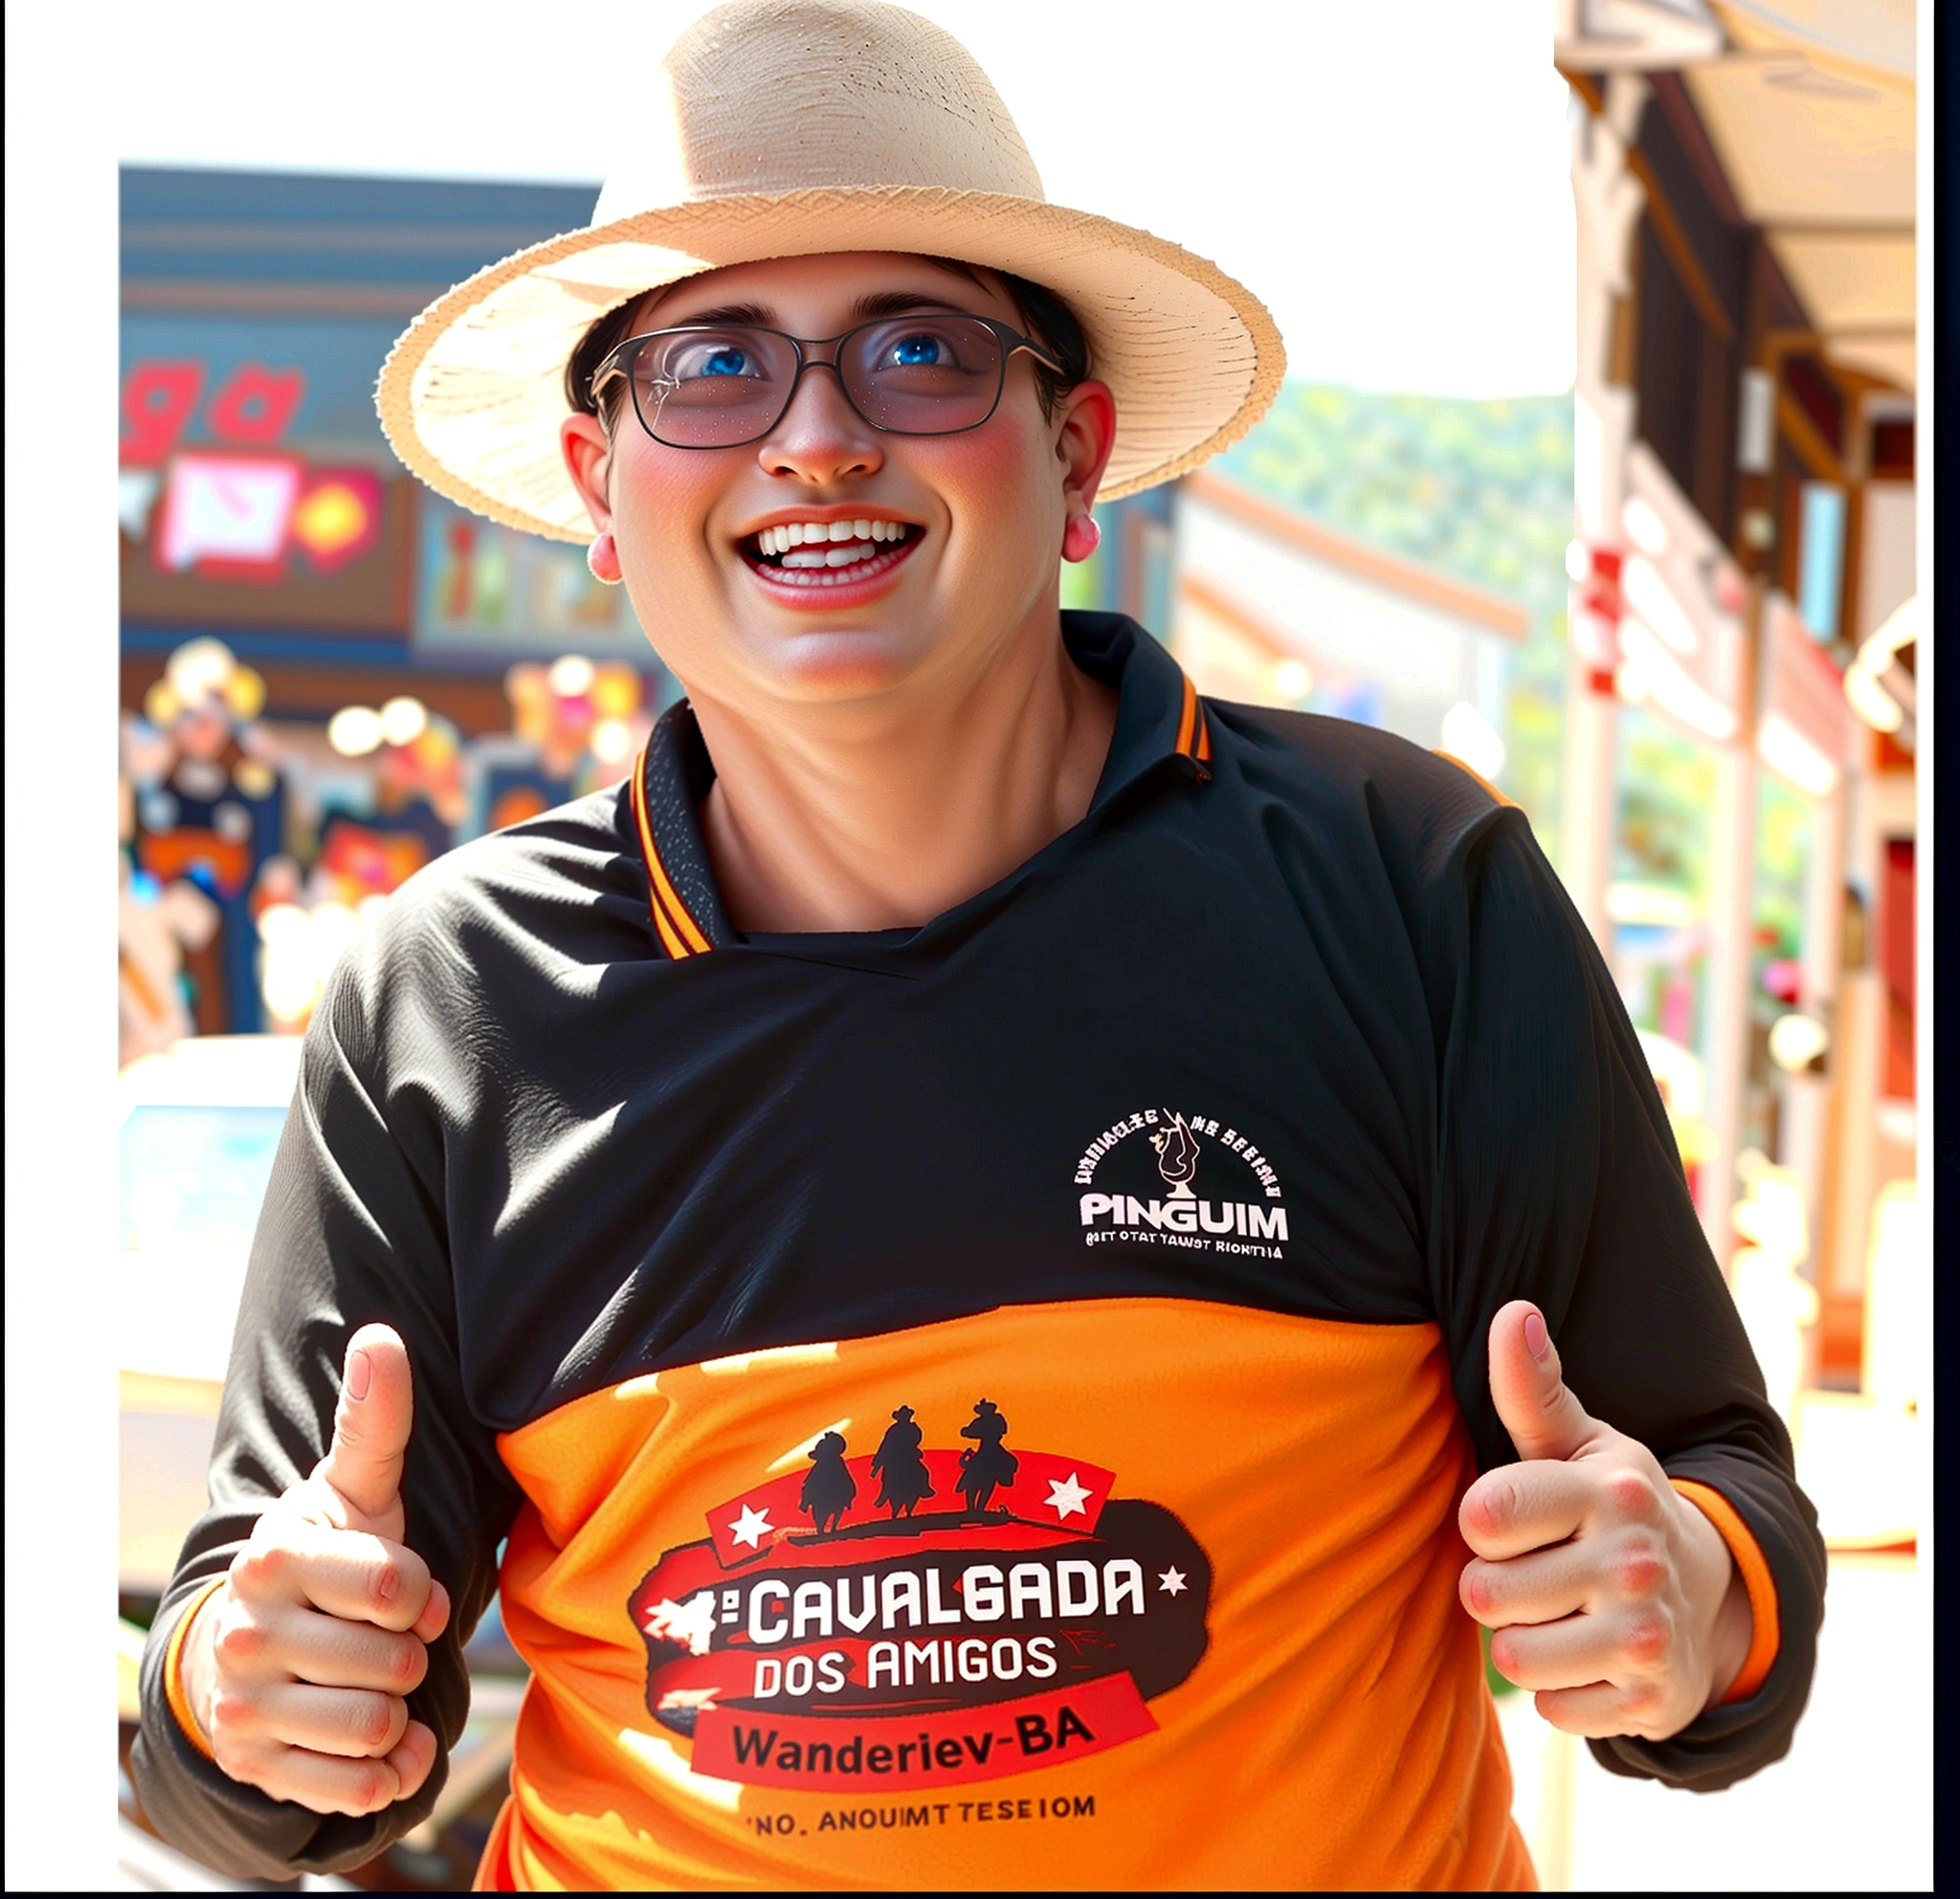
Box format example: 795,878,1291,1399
376,187,1285,544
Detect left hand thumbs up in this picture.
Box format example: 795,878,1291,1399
1458,1300,1751,1740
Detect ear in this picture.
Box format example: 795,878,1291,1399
561,413,615,534
1054,378,1118,519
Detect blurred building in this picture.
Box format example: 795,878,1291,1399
1552,0,1918,1536
1171,469,1530,767
119,168,675,1036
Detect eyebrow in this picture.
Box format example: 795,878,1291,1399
655,290,976,331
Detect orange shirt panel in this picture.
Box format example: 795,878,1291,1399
483,1297,1535,1890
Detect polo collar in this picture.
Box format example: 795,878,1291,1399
629,612,1210,961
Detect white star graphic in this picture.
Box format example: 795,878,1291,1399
1044,1471,1094,1521
727,1503,774,1550
1157,1567,1189,1597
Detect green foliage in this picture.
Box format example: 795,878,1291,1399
1613,706,1717,903
1215,381,1573,618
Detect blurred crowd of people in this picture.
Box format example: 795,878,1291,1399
119,637,657,1065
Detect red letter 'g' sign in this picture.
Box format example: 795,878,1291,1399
121,362,205,467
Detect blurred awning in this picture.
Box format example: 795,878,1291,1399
1555,1,1916,391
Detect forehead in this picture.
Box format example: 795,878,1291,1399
644,250,1014,325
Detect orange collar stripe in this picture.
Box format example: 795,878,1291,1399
631,746,713,959
1174,673,1199,758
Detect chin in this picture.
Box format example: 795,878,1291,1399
757,626,933,701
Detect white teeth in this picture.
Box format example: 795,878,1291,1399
781,543,883,569
753,519,910,559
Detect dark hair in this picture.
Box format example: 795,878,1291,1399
562,257,1092,429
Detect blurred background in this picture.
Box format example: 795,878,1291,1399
97,0,1926,1889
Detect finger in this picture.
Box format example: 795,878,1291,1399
1488,1609,1664,1693
260,1681,411,1760
1458,1459,1593,1560
317,1324,414,1524
1533,1679,1668,1740
1459,1542,1595,1629
262,1610,431,1697
1486,1300,1599,1463
233,1520,435,1633
386,1719,440,1805
411,1576,452,1645
245,1743,412,1819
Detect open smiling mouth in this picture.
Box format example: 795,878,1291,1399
741,517,921,590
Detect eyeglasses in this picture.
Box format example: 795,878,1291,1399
589,314,1064,450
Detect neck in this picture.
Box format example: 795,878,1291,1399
691,614,1119,933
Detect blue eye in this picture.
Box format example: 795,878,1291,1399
891,334,943,367
701,347,749,377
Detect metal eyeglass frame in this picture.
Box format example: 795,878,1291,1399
587,315,1067,449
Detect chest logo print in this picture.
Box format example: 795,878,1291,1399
1075,1108,1289,1258
630,1396,1212,1793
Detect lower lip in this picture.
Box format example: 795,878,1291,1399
742,534,921,609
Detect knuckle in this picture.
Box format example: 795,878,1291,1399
209,1728,256,1780
1615,1543,1667,1598
389,1640,427,1691
352,1763,397,1813
1466,1477,1513,1539
1623,1610,1672,1664
208,1687,256,1743
234,1540,288,1593
352,1692,401,1749
1608,1467,1662,1522
212,1614,264,1667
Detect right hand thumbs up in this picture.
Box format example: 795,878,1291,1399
181,1323,452,1816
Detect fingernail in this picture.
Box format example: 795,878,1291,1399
1524,1311,1550,1361
347,1347,371,1402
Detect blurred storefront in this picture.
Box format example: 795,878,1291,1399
1553,0,1919,1550
118,167,675,1049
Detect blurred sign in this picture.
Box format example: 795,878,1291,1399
122,465,412,631
119,340,412,626
122,358,311,466
1611,444,1748,742
414,492,649,659
1759,591,1850,797
155,454,302,577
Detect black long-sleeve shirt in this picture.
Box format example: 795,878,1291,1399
135,614,1824,1888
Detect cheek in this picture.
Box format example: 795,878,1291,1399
610,445,726,578
926,420,1058,550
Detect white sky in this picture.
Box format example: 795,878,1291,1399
102,0,1579,398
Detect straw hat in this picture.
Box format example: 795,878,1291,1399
375,0,1284,543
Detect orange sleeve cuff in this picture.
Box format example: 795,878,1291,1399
1671,1478,1780,1704
162,1577,227,1761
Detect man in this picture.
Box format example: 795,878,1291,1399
135,3,1823,1888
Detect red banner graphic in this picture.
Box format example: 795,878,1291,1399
690,1671,1155,1792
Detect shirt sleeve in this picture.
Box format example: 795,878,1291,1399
130,912,524,1880
1413,781,1826,1792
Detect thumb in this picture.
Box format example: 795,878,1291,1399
318,1324,414,1523
1486,1301,1597,1462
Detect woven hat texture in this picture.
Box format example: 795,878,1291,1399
376,0,1285,541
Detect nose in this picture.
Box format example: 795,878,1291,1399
756,357,883,485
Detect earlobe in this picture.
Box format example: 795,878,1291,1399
588,530,623,585
1061,510,1102,564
